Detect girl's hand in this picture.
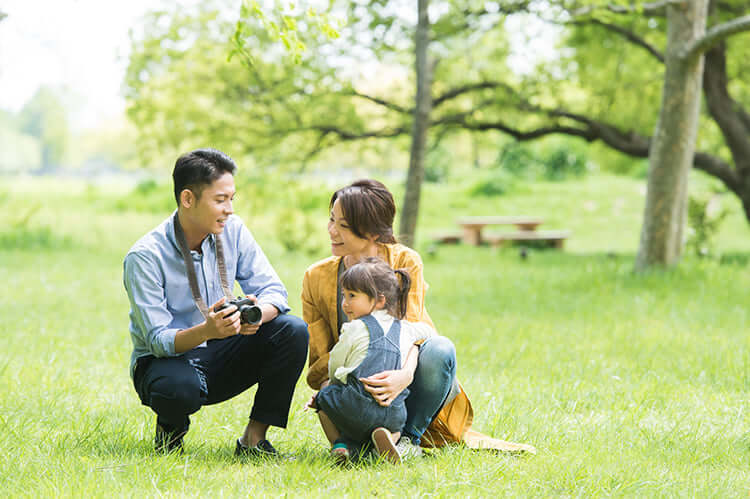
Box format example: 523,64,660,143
359,368,413,407
304,392,318,411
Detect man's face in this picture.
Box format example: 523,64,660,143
187,172,236,236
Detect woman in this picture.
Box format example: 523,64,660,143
302,179,533,455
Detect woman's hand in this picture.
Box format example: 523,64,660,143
360,343,419,406
359,368,414,407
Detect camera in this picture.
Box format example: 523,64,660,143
215,296,262,325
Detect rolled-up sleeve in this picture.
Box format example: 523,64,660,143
235,224,290,314
123,252,178,357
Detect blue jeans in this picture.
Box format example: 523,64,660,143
402,336,458,445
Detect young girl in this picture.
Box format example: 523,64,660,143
306,257,436,463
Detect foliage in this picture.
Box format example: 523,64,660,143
274,206,323,254
17,86,70,167
113,179,176,214
542,148,587,181
0,191,72,250
423,144,451,183
686,194,729,258
497,140,588,182
230,0,340,65
468,168,517,197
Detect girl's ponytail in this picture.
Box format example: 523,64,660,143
394,269,411,319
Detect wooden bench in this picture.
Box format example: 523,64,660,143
456,216,545,246
484,230,571,249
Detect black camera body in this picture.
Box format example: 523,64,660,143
215,296,262,325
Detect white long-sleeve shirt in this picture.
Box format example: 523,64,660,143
328,309,437,384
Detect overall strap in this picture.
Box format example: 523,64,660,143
385,319,402,344
173,212,234,318
359,314,385,343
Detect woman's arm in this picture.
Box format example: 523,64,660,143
302,270,335,389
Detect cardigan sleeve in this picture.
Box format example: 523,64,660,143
302,268,335,390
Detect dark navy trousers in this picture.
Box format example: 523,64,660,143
133,314,308,434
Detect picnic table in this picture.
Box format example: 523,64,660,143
434,215,570,249
456,216,545,245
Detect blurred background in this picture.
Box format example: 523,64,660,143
1,0,748,259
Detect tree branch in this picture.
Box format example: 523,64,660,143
346,90,410,114
572,0,680,17
567,19,665,62
682,15,750,60
295,125,408,141
433,81,517,108
693,152,739,191
435,104,739,191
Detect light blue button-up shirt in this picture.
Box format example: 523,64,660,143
123,211,290,377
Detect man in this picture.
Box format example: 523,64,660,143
123,148,308,456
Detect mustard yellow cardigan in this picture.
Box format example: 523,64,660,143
302,243,535,452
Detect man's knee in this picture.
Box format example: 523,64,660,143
146,375,203,420
276,314,309,356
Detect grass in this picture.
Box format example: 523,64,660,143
1,172,749,496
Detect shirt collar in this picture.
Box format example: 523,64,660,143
167,210,217,257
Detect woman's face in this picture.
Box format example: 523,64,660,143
328,199,376,258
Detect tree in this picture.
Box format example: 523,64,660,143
399,0,432,247
18,87,69,168
126,1,750,260
635,1,750,269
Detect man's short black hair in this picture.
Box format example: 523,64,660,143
173,148,237,205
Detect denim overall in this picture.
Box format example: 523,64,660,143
316,314,408,444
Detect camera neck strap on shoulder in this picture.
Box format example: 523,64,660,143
173,212,234,318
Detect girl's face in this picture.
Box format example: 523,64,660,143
342,288,383,320
328,199,377,258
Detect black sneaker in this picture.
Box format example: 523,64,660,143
235,438,279,459
155,424,186,454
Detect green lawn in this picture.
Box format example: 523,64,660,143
1,173,749,496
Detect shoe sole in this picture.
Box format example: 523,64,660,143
371,428,400,464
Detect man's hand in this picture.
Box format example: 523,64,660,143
239,294,261,335
206,296,241,339
359,368,413,407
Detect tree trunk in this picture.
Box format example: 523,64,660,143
635,0,709,271
398,0,432,248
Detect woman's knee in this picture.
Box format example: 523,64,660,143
418,336,456,375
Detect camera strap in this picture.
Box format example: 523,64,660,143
173,212,234,318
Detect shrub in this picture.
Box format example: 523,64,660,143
542,149,587,181
424,145,451,183
114,179,174,213
274,207,324,255
497,142,538,178
467,169,516,197
686,195,728,258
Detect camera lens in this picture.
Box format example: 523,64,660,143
239,304,262,325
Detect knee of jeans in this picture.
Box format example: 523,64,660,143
149,383,201,420
420,336,456,374
288,316,310,350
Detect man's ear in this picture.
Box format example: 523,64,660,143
179,189,195,209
